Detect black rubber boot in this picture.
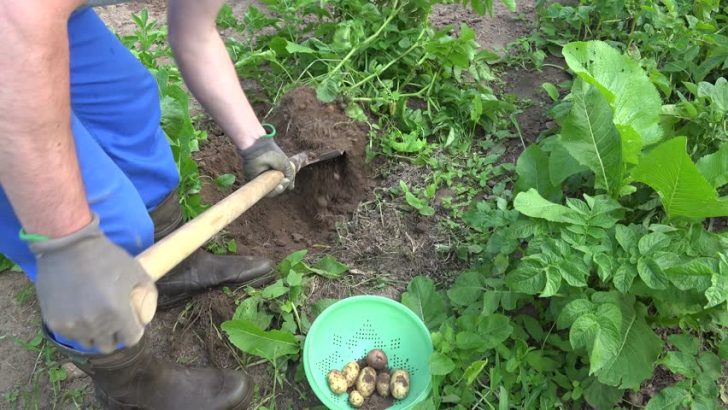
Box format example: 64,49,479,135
43,325,253,410
150,192,277,310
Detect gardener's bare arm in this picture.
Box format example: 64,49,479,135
0,0,91,238
167,0,266,150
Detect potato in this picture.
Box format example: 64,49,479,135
390,369,410,400
349,390,365,408
365,349,388,370
376,372,391,397
342,361,360,388
355,366,377,397
327,370,348,395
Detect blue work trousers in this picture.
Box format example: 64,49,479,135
0,9,180,351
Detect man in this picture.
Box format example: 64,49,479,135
0,0,295,408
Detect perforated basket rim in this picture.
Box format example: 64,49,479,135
303,295,433,410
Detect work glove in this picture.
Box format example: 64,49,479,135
27,214,157,354
237,124,295,198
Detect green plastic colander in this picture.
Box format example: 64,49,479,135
303,295,433,409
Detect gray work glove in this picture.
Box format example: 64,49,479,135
237,126,295,198
28,214,157,354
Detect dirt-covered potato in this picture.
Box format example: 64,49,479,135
349,390,365,408
327,370,348,395
356,366,377,397
390,369,411,400
342,361,360,388
365,349,388,370
376,372,391,397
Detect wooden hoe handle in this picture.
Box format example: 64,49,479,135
131,170,285,324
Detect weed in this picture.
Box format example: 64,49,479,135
220,251,348,407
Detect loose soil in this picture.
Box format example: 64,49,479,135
196,87,371,262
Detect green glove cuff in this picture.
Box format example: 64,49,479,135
19,229,50,243
261,123,276,138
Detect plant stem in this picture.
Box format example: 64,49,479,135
323,0,402,81
349,27,429,91
292,304,304,333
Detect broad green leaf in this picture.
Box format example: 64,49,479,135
447,271,487,306
560,79,624,196
697,77,728,112
214,174,235,190
549,142,589,186
463,360,488,386
221,320,300,362
638,232,670,256
563,41,663,150
692,374,720,410
542,268,562,297
525,350,559,372
569,313,600,349
631,137,728,219
667,334,699,355
482,291,501,315
644,386,690,410
455,331,482,350
520,315,545,342
505,261,545,295
277,250,308,273
593,298,663,388
233,296,273,330
697,352,722,380
285,41,315,54
261,280,289,299
666,258,715,291
705,274,728,308
286,270,303,287
615,224,639,253
159,95,186,140
557,298,594,329
541,82,559,101
500,0,516,12
697,142,728,188
583,304,623,374
476,314,513,349
718,338,728,360
316,77,340,103
594,253,614,281
401,276,447,332
560,259,589,287
514,189,575,223
583,378,623,410
310,255,348,279
613,263,638,293
514,145,561,202
661,351,699,378
428,352,456,376
637,258,669,290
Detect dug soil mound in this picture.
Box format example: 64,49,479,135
197,87,371,262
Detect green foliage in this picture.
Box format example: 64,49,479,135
219,0,517,158
531,0,728,155
120,9,210,219
632,137,728,219
0,255,20,273
406,21,728,410
221,251,348,373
